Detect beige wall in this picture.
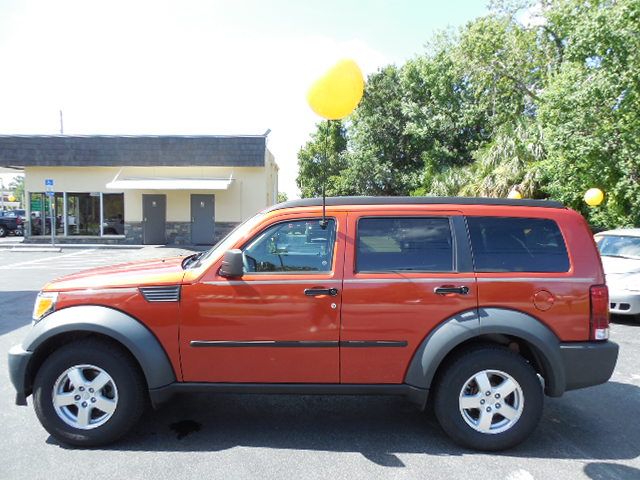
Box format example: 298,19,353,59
265,149,279,205
24,163,277,224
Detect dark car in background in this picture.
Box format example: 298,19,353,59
0,209,25,237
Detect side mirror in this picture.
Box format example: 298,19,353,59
220,249,244,277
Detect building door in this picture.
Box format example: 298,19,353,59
142,194,166,244
191,194,215,245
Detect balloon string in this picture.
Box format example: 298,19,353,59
320,120,330,229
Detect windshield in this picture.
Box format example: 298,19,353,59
597,235,640,260
192,212,266,267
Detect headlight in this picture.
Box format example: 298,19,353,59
32,291,58,323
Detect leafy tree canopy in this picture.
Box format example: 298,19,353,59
296,0,640,228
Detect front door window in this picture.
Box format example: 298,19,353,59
243,219,336,273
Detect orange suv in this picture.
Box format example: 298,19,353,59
8,197,619,450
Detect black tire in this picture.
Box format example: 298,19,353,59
0,225,7,237
434,345,543,451
33,339,147,447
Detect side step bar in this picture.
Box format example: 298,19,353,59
149,382,428,409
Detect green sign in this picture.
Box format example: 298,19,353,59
30,194,51,213
30,196,41,212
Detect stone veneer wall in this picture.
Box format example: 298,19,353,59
24,221,239,246
165,222,191,245
23,235,126,245
213,222,238,242
124,221,143,244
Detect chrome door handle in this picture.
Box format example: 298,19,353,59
304,288,339,297
434,286,470,295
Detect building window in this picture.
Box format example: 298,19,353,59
28,192,124,237
102,193,125,235
54,193,64,236
66,193,100,236
29,192,48,236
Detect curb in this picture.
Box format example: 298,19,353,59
0,244,205,250
10,247,62,252
0,244,153,250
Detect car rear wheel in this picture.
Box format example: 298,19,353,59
0,225,7,237
434,345,543,451
33,339,146,447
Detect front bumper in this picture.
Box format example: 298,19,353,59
560,341,619,392
609,290,640,315
8,344,32,406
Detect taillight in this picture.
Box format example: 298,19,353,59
16,217,23,225
590,284,610,341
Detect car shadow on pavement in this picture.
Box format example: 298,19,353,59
611,314,640,326
47,380,640,467
0,291,36,335
584,462,640,479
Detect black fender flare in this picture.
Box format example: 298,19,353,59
404,307,566,397
22,305,176,390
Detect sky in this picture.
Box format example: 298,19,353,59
0,0,489,198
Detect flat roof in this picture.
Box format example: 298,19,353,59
267,196,565,212
0,134,269,168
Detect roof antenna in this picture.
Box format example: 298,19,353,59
319,120,330,229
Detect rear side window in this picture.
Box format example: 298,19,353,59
467,217,569,272
356,217,453,272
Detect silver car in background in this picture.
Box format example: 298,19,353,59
595,228,640,318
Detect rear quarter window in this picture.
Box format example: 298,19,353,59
467,216,570,273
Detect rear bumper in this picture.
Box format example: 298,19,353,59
8,344,32,406
560,341,618,392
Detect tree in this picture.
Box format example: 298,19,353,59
296,120,348,198
338,65,424,195
294,0,640,228
276,191,288,203
539,0,640,227
9,175,25,207
413,14,547,197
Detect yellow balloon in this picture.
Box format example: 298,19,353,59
584,188,604,206
507,189,522,199
8,195,16,202
307,59,364,120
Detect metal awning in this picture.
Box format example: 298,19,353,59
106,175,234,190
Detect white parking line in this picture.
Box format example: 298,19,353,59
0,249,96,269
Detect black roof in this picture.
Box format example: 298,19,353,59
0,135,267,167
267,196,565,212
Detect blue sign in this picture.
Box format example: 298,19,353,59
45,179,54,186
46,191,54,197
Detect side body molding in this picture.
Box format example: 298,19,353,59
22,305,176,390
404,308,566,397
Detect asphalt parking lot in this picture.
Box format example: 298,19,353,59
1,247,639,480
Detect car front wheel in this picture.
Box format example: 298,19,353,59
33,339,146,447
434,345,543,451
